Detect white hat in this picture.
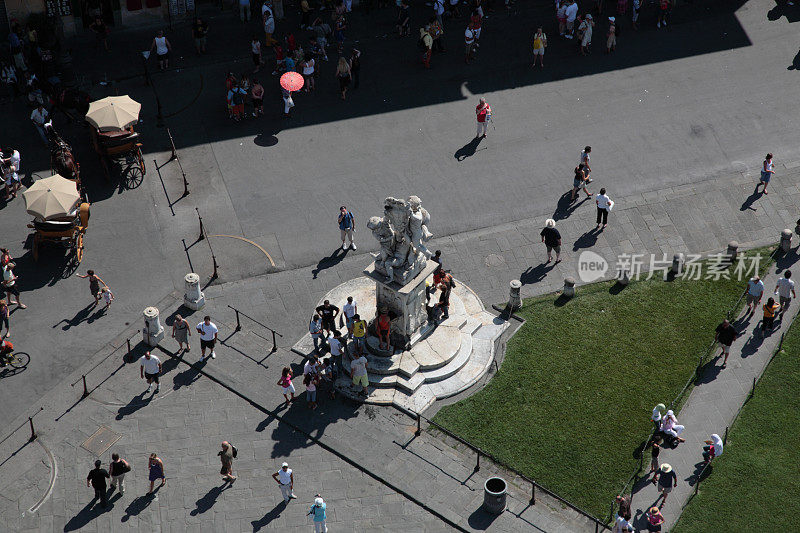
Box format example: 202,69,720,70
585,13,592,19
660,463,672,473
545,218,556,228
315,497,324,506
608,16,615,22
282,462,289,467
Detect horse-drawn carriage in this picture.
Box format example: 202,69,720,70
86,96,145,180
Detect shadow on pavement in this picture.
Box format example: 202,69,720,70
553,192,589,222
120,492,157,522
739,186,762,211
467,506,502,530
64,498,109,531
572,229,599,251
311,247,348,279
190,483,231,516
519,262,554,285
454,136,484,161
251,500,287,532
115,390,155,420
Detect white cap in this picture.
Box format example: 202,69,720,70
315,497,324,506
282,462,289,467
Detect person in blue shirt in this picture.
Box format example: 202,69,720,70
308,495,327,532
338,206,356,250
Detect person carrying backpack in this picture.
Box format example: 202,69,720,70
219,441,238,482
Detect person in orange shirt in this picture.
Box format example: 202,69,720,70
761,297,780,336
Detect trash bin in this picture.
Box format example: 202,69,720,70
482,477,507,514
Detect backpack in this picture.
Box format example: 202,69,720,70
232,445,238,459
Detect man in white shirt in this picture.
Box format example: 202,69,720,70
342,296,357,338
303,354,319,377
565,0,579,38
272,462,296,503
139,351,162,393
746,275,764,315
196,315,219,360
775,270,796,315
30,104,49,146
595,187,612,229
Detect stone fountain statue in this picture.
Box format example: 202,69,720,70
367,196,433,285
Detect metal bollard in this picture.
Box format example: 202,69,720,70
727,241,739,263
82,375,88,398
474,452,481,472
28,417,36,441
563,277,576,298
234,309,242,332
271,330,277,352
530,482,536,505
415,413,421,436
508,279,522,310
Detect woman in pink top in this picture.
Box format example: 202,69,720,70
277,367,295,405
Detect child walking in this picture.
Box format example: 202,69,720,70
278,367,295,405
101,286,114,309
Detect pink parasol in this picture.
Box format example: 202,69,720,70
279,71,304,92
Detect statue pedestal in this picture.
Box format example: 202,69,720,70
363,260,439,350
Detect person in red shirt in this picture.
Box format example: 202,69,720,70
475,98,491,138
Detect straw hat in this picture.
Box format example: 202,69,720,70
660,463,672,473
650,506,660,514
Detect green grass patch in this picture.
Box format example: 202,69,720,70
434,250,773,518
672,321,800,532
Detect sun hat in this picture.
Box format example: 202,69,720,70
545,219,556,228
586,13,592,19
650,506,659,514
282,462,289,467
660,463,672,473
315,497,324,506
608,16,615,22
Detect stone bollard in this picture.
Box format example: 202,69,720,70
563,277,576,298
671,253,685,276
727,241,739,263
508,280,522,310
780,229,793,253
142,307,165,347
617,269,630,286
183,273,205,310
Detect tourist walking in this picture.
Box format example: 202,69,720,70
571,163,592,201
437,282,451,322
309,313,323,353
109,453,130,495
251,78,264,116
475,97,491,138
656,0,670,28
2,263,25,309
757,153,774,194
775,270,795,315
263,4,277,46
580,146,593,182
193,18,208,54
282,87,294,117
196,315,218,360
338,206,356,250
86,459,110,508
745,275,764,315
100,287,114,309
714,318,738,367
139,351,162,394
595,188,612,229
761,297,780,335
335,57,352,100
350,349,369,396
77,269,107,306
646,506,665,531
251,36,262,72
308,495,328,532
150,30,172,70
612,512,633,533
579,14,594,55
278,366,296,405
650,438,661,475
172,314,191,352
0,299,10,338
147,453,166,493
239,0,251,22
532,27,547,67
219,441,237,482
272,462,297,502
30,103,49,146
654,463,677,507
464,23,477,63
606,17,616,53
350,49,361,89
301,55,315,91
397,0,411,36
565,0,579,38
540,219,562,263
420,27,433,69
352,314,367,355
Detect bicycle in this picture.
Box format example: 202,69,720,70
0,350,29,369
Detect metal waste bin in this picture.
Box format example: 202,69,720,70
482,477,507,514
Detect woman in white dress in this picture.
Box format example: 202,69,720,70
660,410,686,442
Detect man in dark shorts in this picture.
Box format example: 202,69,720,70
714,319,737,367
86,459,110,508
540,219,562,263
196,315,219,360
315,300,339,336
139,351,162,394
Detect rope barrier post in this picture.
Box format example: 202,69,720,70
530,482,535,505
415,413,421,436
82,375,88,398
723,426,729,445
695,477,700,496
211,253,219,280
474,451,480,472
595,522,599,533
234,309,242,332
182,170,190,198
168,128,177,161
196,207,205,241
271,330,277,352
28,416,36,441
750,376,756,398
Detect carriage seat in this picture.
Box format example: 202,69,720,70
98,130,139,148
33,218,78,233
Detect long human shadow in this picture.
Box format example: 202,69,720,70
251,500,287,532
311,247,348,279
790,48,800,70
63,494,115,531
115,390,155,420
519,262,555,285
454,136,484,161
573,228,600,251
740,186,762,211
190,483,231,516
768,1,800,23
120,491,158,523
553,192,590,221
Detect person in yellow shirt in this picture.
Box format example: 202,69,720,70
532,27,547,68
761,297,780,336
352,314,368,355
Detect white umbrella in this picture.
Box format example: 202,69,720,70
85,95,142,132
22,175,80,220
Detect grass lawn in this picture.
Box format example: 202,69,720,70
433,252,771,519
672,321,800,532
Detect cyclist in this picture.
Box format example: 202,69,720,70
0,339,13,366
